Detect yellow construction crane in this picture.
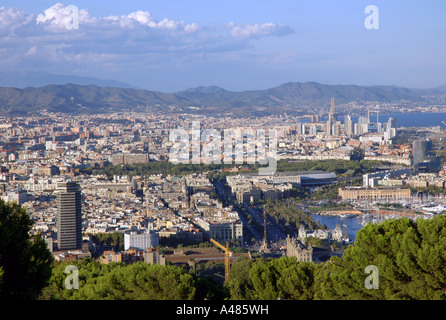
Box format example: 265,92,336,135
210,238,232,282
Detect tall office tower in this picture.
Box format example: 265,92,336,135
413,139,431,166
413,139,441,173
296,118,303,135
326,120,332,136
309,125,317,135
387,117,397,130
344,115,353,137
326,97,337,136
385,117,397,138
56,182,82,251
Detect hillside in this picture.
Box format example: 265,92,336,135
0,81,444,117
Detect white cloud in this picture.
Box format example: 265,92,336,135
104,10,197,32
0,6,33,36
36,3,95,31
0,4,293,80
228,22,293,39
24,46,37,56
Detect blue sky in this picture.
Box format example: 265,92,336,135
1,1,445,92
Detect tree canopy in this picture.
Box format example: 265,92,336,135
0,199,53,299
227,215,446,300
0,194,436,301
317,215,446,299
40,259,198,300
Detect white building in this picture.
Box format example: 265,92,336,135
2,187,28,204
124,229,159,251
195,217,243,244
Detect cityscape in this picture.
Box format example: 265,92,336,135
0,0,445,310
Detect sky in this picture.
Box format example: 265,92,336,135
0,1,445,92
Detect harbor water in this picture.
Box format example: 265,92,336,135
311,214,364,242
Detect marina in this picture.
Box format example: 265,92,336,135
311,208,434,242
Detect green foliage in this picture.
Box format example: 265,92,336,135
227,256,319,300
89,161,256,180
40,259,197,300
263,199,321,234
90,232,124,253
88,158,390,181
39,215,446,300
0,199,53,299
304,236,324,247
349,147,365,161
319,215,446,300
276,159,388,176
228,215,446,301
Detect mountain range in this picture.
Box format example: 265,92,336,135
0,71,137,90
0,72,445,117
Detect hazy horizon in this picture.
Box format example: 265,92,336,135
1,1,445,92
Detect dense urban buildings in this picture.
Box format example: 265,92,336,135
0,106,444,268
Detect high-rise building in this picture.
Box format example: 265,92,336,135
326,97,337,136
412,139,432,166
413,139,441,173
344,115,353,137
56,182,82,251
296,118,303,135
330,97,336,119
309,125,317,135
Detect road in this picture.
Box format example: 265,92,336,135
245,205,287,243
213,180,263,244
214,179,290,247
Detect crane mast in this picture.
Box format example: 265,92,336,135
210,238,232,282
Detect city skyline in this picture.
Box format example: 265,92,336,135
0,1,445,92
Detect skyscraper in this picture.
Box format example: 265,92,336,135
327,97,336,136
412,139,441,173
56,181,82,251
296,118,303,135
344,115,353,137
413,139,432,166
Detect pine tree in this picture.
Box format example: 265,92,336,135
0,199,53,299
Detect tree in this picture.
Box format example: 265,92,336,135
41,259,199,300
0,199,53,299
225,257,254,299
349,147,365,161
247,257,318,300
319,215,446,300
225,256,319,300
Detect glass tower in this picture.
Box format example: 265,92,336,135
56,182,82,251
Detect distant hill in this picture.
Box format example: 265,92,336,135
0,81,445,117
0,70,137,90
